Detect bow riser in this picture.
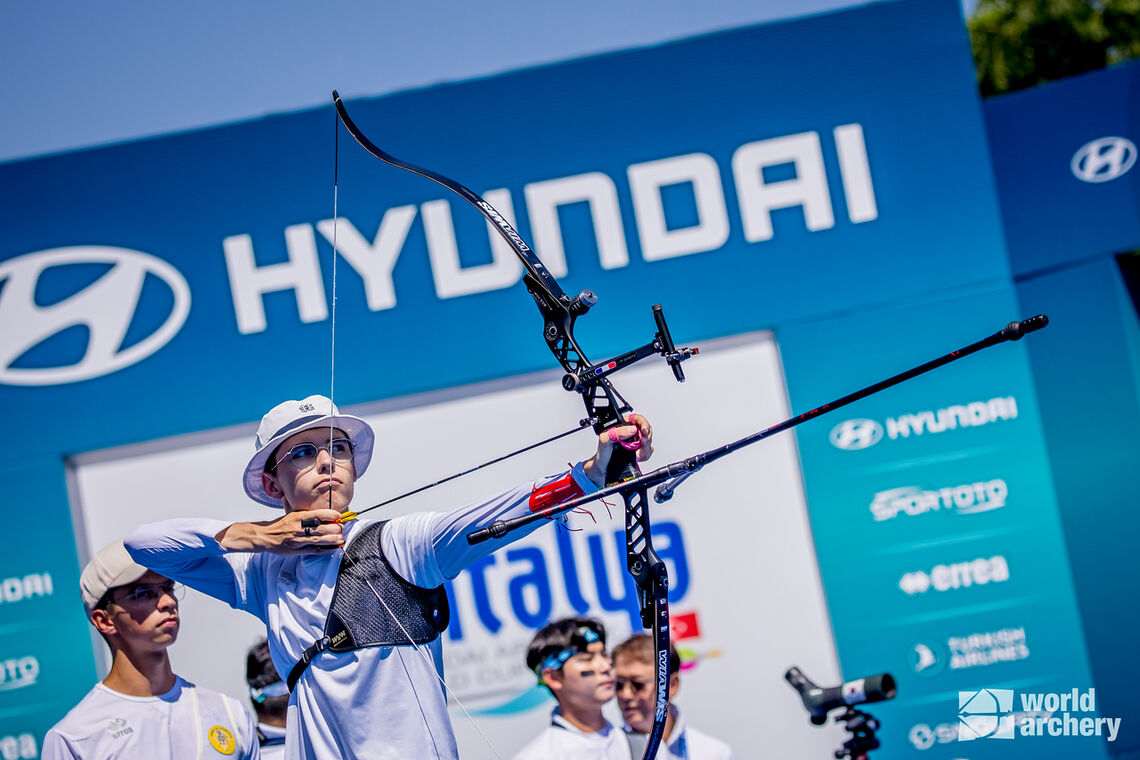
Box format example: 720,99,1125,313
333,90,677,760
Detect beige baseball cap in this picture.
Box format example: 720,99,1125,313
80,541,149,614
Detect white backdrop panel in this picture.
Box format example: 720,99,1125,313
70,332,845,757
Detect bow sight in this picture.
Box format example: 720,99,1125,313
548,295,699,393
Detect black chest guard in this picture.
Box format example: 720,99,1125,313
286,520,450,691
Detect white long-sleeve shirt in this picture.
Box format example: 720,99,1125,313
126,464,595,760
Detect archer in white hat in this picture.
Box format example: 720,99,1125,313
42,541,258,759
125,394,654,760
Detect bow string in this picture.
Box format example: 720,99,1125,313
332,90,694,760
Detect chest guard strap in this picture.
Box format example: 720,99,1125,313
287,520,450,691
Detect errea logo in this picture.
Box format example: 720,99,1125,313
0,247,191,386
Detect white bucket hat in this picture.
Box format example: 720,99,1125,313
243,395,375,508
80,540,149,614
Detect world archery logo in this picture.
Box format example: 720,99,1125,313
0,246,191,386
958,688,1015,740
1070,136,1136,183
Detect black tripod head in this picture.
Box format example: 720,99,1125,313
785,666,897,759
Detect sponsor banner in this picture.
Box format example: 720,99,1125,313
0,733,38,760
959,686,1122,744
830,397,1020,452
0,457,98,753
0,0,1006,461
1016,256,1140,738
870,478,1008,522
910,626,1030,678
0,574,54,607
779,288,1100,759
440,518,695,703
0,657,39,694
892,693,1113,760
986,58,1140,275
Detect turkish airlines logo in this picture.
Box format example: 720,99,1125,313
1070,136,1136,183
0,247,191,385
829,418,883,450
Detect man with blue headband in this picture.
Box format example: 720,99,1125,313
515,617,631,760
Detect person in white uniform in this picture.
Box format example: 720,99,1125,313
42,540,258,759
612,634,733,760
514,617,631,760
246,639,287,759
125,395,653,760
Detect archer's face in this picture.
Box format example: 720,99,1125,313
615,655,657,733
265,427,357,513
94,570,181,651
546,641,615,707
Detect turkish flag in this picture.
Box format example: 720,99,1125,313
670,611,701,641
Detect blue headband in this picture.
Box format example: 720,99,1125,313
250,680,289,703
535,625,603,675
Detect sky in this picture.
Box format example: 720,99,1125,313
0,0,979,164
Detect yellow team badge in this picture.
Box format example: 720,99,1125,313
207,725,236,755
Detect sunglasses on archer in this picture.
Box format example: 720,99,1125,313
111,581,184,605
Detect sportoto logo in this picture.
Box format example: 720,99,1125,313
0,247,190,386
1070,136,1136,183
829,418,883,450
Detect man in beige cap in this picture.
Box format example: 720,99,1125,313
126,394,653,760
41,540,259,759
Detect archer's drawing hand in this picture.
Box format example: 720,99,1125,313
583,413,654,488
214,509,346,554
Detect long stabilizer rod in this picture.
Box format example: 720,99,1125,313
468,314,1048,544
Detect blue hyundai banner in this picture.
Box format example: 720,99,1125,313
0,0,1006,456
0,0,1107,756
986,60,1140,276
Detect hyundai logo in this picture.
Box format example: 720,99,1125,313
1070,136,1136,183
0,247,191,385
829,418,883,450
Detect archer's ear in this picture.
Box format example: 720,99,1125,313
90,609,116,637
668,671,680,699
262,471,284,499
541,668,564,694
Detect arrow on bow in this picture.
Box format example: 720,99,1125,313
331,90,694,760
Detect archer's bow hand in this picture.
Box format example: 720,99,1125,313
583,413,654,488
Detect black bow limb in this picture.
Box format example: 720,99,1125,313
332,90,692,760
